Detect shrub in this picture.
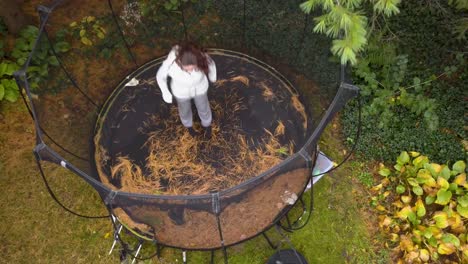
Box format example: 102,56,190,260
69,16,106,47
342,102,465,164
0,18,20,102
0,24,70,101
370,151,467,263
342,1,466,163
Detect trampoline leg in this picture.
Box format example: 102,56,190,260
210,250,215,264
131,242,143,264
299,196,305,211
108,224,123,255
286,214,292,230
262,233,277,250
156,244,162,259
222,248,228,264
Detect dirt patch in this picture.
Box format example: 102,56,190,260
0,103,35,172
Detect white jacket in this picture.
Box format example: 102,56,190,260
156,46,217,103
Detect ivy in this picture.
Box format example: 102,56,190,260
342,1,466,164
354,44,445,131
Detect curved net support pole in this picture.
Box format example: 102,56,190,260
180,8,188,41
32,143,110,219
42,28,99,108
14,70,42,144
14,3,95,163
303,83,359,153
242,0,246,48
16,0,116,220
276,149,317,232
15,1,97,157
13,3,56,145
293,13,310,64
107,0,138,67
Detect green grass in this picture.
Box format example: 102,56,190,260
0,102,385,263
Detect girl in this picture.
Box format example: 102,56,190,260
156,42,216,137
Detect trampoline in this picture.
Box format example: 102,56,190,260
15,0,360,263
94,49,312,248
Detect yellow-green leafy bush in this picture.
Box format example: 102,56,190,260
371,151,467,263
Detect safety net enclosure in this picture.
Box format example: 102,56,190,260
94,49,313,247
16,0,359,257
95,49,311,195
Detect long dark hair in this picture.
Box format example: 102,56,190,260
175,41,210,75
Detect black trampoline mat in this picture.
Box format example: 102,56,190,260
95,50,310,195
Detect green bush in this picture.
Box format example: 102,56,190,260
343,100,465,164
0,24,70,101
69,16,106,46
67,15,123,59
12,26,70,91
342,2,466,163
370,151,467,263
0,19,20,102
0,61,19,102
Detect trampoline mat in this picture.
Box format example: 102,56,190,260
94,50,310,195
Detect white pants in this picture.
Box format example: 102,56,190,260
175,93,212,128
